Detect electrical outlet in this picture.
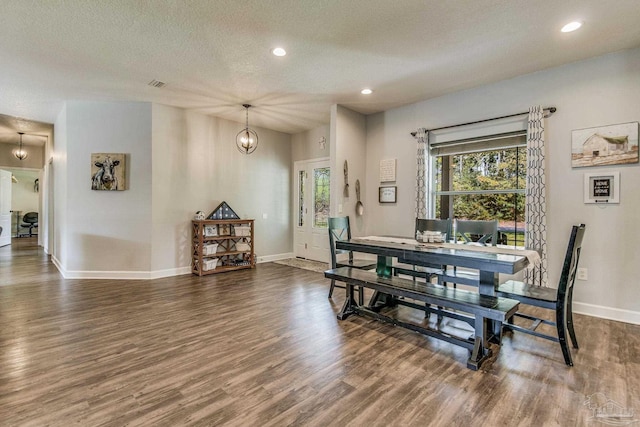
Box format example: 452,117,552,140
577,267,588,281
262,213,268,219
338,204,343,213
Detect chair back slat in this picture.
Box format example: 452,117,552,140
328,216,354,268
454,219,498,245
556,224,586,305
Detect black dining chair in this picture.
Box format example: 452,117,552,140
496,224,586,366
328,216,377,302
438,219,499,287
394,218,452,281
19,212,38,237
454,219,498,245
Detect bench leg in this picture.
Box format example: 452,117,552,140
337,283,358,320
467,315,492,370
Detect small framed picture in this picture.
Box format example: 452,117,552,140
204,225,218,237
219,224,231,236
379,186,397,203
584,171,620,204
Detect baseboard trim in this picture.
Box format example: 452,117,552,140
51,258,192,280
257,252,294,263
49,253,296,280
573,301,640,325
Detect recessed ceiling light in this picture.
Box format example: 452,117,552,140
272,47,286,57
361,88,373,95
561,21,583,33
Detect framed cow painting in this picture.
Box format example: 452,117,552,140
91,153,126,191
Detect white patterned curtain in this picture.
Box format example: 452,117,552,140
415,128,429,219
524,106,548,287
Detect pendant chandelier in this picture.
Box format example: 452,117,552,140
13,132,28,160
236,104,258,154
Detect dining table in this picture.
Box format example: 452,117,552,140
335,236,539,339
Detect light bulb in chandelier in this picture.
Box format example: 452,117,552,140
236,104,258,154
13,132,28,160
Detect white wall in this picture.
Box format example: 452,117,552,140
331,105,367,237
55,101,153,274
151,105,293,272
291,124,330,162
365,47,640,323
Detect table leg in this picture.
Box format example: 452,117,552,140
478,270,502,343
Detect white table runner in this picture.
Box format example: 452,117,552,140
357,236,541,268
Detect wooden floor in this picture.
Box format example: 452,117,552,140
1,239,638,426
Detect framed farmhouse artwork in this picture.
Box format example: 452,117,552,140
91,153,126,191
571,122,639,168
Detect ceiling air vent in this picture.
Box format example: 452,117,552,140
148,79,166,88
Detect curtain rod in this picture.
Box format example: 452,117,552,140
410,107,556,137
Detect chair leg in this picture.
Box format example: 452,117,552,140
566,289,579,349
556,308,573,366
357,286,364,306
328,279,336,298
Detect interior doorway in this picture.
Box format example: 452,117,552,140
5,168,41,240
294,158,330,262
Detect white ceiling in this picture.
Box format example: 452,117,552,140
0,0,639,136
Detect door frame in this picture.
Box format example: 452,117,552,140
293,157,330,262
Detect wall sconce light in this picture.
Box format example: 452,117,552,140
13,132,28,160
236,104,259,154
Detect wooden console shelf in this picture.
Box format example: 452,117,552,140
192,219,255,276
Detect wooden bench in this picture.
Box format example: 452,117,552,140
324,267,520,370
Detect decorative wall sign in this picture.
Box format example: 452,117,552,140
379,158,397,182
584,171,620,204
379,186,397,203
91,153,126,190
572,122,638,168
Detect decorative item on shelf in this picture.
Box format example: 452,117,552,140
13,132,28,160
202,243,219,255
219,224,231,236
235,242,251,252
234,225,251,236
236,104,258,154
194,211,205,220
204,225,218,237
207,201,240,220
202,258,219,271
34,178,39,192
319,136,326,149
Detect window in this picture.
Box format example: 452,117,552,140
313,167,330,228
431,130,526,246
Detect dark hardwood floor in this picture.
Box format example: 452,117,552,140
1,238,638,426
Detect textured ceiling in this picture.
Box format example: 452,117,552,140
0,0,639,135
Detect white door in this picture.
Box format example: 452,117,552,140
0,169,11,247
294,159,330,262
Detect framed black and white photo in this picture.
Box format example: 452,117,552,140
379,186,397,203
584,171,620,204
